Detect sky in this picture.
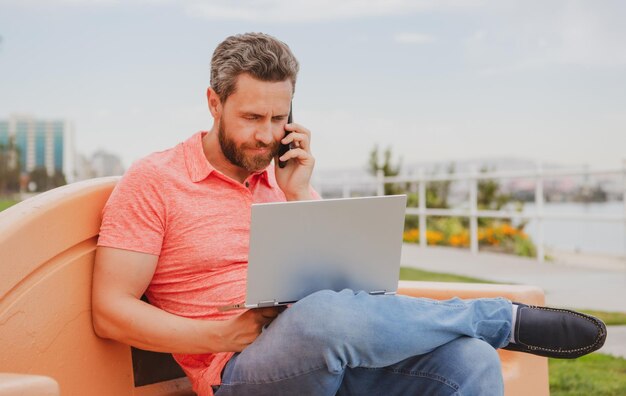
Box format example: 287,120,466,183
1,0,625,173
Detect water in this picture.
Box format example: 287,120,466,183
520,202,625,256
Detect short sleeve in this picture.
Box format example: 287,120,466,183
97,159,166,256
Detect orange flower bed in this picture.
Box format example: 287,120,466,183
401,229,445,245
449,232,470,247
403,221,534,256
426,230,444,245
403,229,420,244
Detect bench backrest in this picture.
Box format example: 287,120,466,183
0,178,192,396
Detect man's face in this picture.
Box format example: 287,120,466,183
217,115,280,172
216,74,293,173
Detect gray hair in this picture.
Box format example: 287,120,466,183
210,32,300,103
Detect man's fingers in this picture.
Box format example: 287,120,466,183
283,123,311,151
250,312,270,326
285,123,310,137
281,131,310,151
229,308,286,351
278,148,313,163
256,306,283,319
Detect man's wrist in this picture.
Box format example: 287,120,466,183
199,317,230,353
285,189,313,201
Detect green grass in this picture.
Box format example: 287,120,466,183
549,353,626,396
0,199,19,212
399,266,497,284
579,310,626,326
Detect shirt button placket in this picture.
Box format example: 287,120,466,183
243,179,253,205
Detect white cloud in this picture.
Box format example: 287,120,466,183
0,0,484,22
184,0,487,23
551,1,626,67
394,32,435,44
464,1,626,74
0,0,121,6
466,30,486,42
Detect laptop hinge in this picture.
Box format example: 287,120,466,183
258,300,277,307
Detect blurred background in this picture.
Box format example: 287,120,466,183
1,0,625,259
1,3,626,386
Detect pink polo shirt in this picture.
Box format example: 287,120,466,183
98,132,314,395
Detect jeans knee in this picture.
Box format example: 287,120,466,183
465,338,501,372
448,337,503,392
282,290,357,342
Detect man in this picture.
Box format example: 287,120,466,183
92,33,606,396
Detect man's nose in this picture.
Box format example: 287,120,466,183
254,121,274,145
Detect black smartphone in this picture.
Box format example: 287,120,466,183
278,102,293,168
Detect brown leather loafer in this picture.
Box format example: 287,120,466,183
503,304,607,359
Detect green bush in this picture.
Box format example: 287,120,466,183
513,234,536,257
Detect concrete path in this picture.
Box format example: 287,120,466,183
401,244,626,312
400,244,626,358
603,326,626,359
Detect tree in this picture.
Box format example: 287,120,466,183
366,145,457,230
425,163,455,209
28,167,50,192
27,167,67,192
476,166,518,227
51,171,67,188
367,145,403,195
0,141,21,194
477,167,511,211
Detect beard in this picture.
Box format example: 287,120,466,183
218,117,281,173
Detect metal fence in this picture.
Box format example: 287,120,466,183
314,163,626,262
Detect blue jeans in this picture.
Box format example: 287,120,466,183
215,289,512,396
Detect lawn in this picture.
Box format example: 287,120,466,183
549,353,626,396
399,266,497,284
399,266,626,396
579,309,626,326
0,199,19,212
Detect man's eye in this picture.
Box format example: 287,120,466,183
244,115,258,120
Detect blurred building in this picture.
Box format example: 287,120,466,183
0,115,75,182
74,153,95,181
74,150,125,180
91,150,125,177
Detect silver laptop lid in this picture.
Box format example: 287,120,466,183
245,195,407,307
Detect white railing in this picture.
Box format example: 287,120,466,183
314,162,626,262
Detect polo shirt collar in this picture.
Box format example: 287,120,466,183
257,167,276,188
183,132,213,182
183,131,274,187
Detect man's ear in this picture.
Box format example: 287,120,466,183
207,87,222,119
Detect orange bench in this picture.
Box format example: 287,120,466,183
0,178,548,395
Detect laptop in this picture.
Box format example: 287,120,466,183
220,194,407,310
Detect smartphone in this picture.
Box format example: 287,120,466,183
278,102,293,168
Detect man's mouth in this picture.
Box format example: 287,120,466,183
247,147,270,154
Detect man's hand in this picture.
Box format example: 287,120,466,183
218,307,285,352
275,122,315,201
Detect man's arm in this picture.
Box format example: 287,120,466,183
91,246,280,354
